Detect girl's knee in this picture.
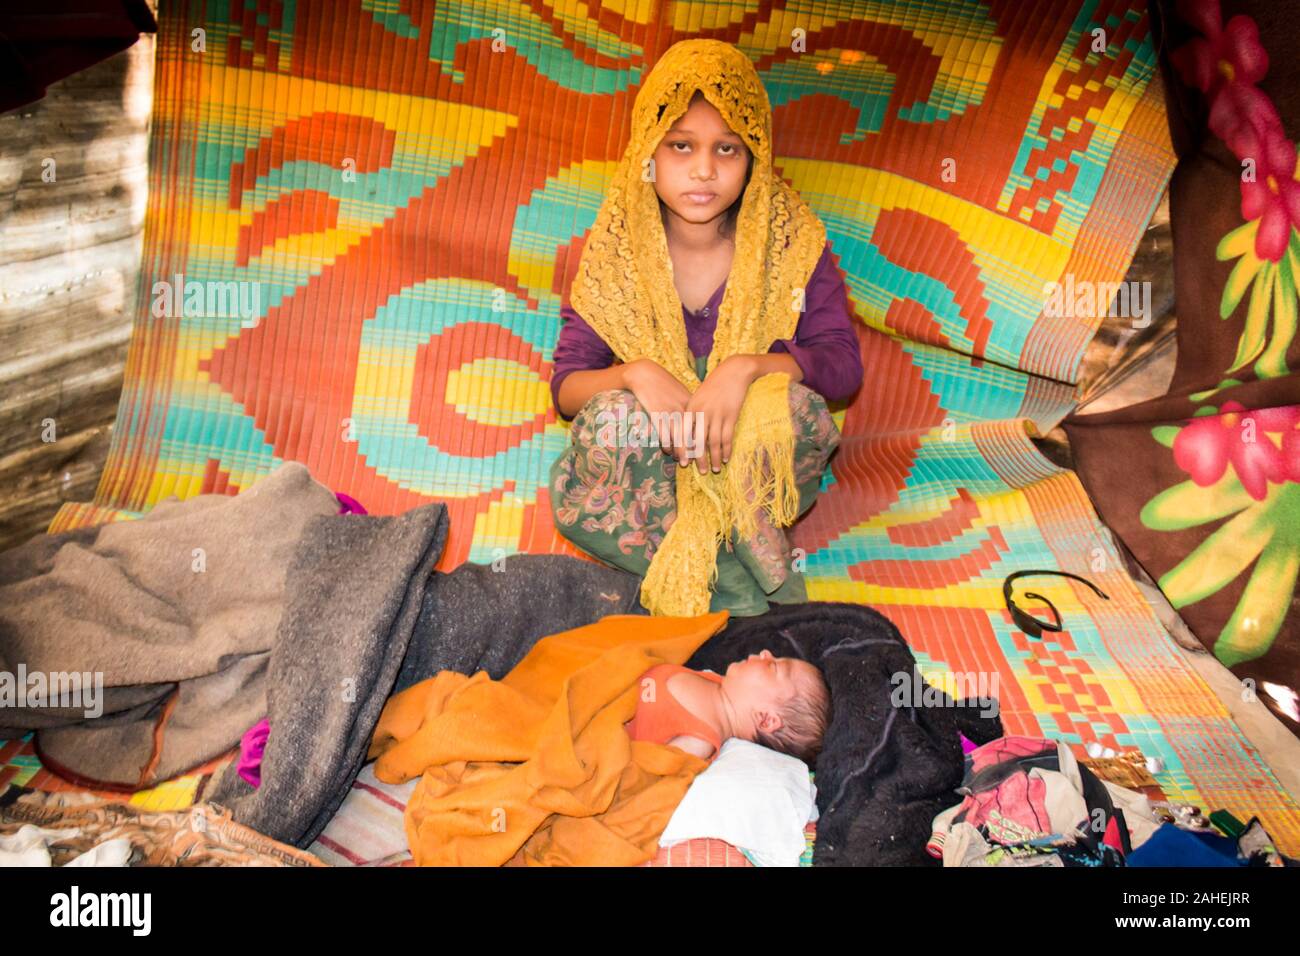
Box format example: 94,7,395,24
573,389,652,451
576,389,644,433
582,388,641,415
788,380,829,414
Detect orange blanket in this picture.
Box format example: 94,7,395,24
367,610,731,865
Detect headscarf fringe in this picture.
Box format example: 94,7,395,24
639,372,800,617
726,372,800,543
639,474,731,617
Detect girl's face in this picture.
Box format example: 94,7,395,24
652,94,751,230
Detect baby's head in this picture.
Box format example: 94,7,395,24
722,650,830,766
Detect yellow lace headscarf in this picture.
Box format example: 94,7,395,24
568,39,826,617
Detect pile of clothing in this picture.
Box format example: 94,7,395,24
928,736,1295,867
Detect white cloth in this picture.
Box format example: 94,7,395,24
0,824,131,867
65,838,133,867
659,737,816,866
0,825,69,866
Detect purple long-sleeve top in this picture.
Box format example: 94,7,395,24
550,240,863,414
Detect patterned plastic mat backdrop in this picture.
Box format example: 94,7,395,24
26,0,1300,853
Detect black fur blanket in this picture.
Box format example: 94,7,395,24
686,601,1004,866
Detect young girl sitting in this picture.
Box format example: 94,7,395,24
549,39,863,619
625,649,831,766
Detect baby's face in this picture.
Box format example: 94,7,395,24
651,94,751,228
723,649,816,718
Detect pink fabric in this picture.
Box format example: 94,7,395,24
1103,815,1125,853
963,768,1050,834
952,736,1058,837
335,492,367,514
237,718,270,788
968,734,1055,773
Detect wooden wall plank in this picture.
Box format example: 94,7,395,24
0,26,155,551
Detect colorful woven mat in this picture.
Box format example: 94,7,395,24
0,736,235,813
23,1,1300,854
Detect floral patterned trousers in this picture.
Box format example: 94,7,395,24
549,360,841,616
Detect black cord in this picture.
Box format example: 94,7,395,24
1003,570,1109,638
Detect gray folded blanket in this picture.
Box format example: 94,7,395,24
204,478,453,846
0,462,346,785
394,554,649,694
0,461,452,851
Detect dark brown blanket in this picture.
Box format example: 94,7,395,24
1064,0,1300,737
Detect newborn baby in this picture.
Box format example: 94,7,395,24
624,649,831,766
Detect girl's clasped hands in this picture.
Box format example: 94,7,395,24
622,356,757,475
